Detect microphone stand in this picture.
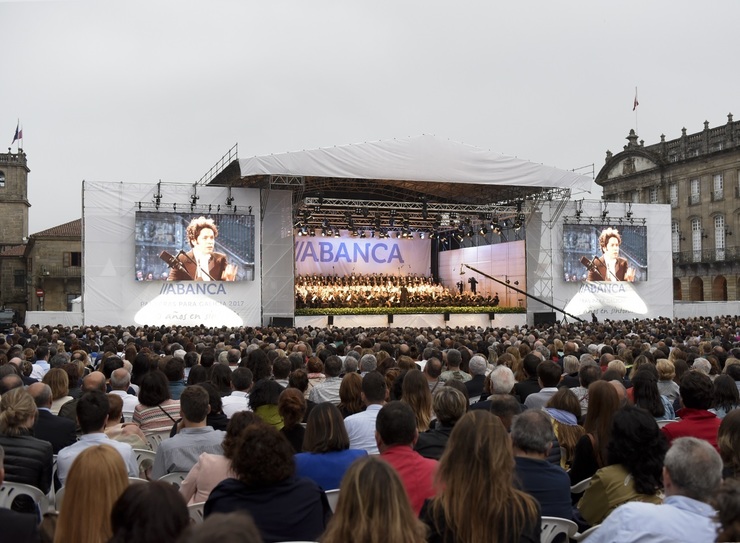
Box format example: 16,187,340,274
462,263,584,323
177,250,217,281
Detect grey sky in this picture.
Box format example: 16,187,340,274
2,0,738,233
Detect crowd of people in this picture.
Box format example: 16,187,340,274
295,273,500,309
3,316,740,541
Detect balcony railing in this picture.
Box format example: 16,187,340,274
673,247,738,265
38,265,82,278
711,190,724,202
670,198,679,208
689,193,701,205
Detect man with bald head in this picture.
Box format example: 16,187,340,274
29,382,77,454
9,356,37,386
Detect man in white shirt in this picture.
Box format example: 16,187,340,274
222,367,252,418
523,361,563,410
108,368,139,422
57,390,139,485
345,371,387,455
30,346,50,380
308,356,343,405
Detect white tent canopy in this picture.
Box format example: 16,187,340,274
236,134,592,192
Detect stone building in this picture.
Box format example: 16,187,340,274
0,149,82,320
596,113,740,302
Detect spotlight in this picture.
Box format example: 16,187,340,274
334,230,340,238
479,225,488,235
419,232,426,240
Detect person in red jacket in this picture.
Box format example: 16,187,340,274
662,370,721,452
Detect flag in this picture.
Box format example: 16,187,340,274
11,121,22,144
633,89,639,111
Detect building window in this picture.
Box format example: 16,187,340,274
690,178,700,205
66,293,80,312
713,174,724,201
692,218,702,262
13,270,24,288
669,182,678,208
631,190,640,203
671,221,680,254
63,252,82,267
649,187,659,204
715,215,726,261
0,171,5,188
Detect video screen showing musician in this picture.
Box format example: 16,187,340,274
586,227,636,282
166,216,237,281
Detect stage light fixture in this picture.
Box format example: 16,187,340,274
466,228,474,238
173,203,177,211
479,225,488,235
137,202,142,210
334,229,340,238
419,231,426,239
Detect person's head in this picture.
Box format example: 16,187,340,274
338,372,364,415
186,216,219,255
536,361,562,388
109,481,190,543
510,409,555,456
401,369,433,432
42,367,69,400
222,411,260,460
719,409,740,475
248,379,283,411
0,387,37,436
359,353,377,373
468,355,487,377
489,365,516,394
522,353,541,378
680,370,714,410
432,410,539,543
303,402,350,453
692,357,712,375
563,355,579,375
0,372,23,395
663,437,723,502
324,355,343,378
163,358,185,383
584,380,620,459
107,393,124,423
631,368,665,418
210,364,233,395
231,367,253,392
137,370,171,407
77,390,110,434
231,423,295,487
598,227,622,260
488,394,521,431
578,363,601,388
445,349,462,369
432,387,467,427
56,444,129,543
714,478,740,543
180,385,210,424
656,359,676,381
375,401,417,449
607,405,668,495
277,388,306,431
180,512,264,543
321,456,427,543
109,367,132,391
714,374,740,411
28,382,53,409
546,387,581,421
187,364,208,386
361,370,387,405
424,357,442,379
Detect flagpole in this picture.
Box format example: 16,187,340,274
634,86,639,136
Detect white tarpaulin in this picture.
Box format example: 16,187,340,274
237,134,592,192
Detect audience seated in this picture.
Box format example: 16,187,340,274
109,481,190,543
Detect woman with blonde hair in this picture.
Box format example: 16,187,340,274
321,456,427,543
421,410,540,542
43,368,73,415
54,444,129,543
401,369,433,432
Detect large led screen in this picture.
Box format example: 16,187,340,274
563,224,648,282
135,212,255,281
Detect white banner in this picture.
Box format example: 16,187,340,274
295,237,431,276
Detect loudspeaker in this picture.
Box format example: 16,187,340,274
327,315,334,326
444,312,450,321
270,317,294,327
533,312,557,325
387,314,393,324
488,312,495,320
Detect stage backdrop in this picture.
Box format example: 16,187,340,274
83,181,262,326
295,236,432,277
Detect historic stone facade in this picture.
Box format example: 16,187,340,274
596,114,740,302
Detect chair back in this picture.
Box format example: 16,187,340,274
188,502,205,524
145,430,171,452
325,488,340,513
540,516,578,543
570,476,593,494
158,471,188,488
0,482,51,514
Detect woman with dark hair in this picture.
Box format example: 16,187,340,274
421,410,540,542
133,370,180,432
719,409,740,478
631,366,675,421
200,381,229,432
62,362,82,399
246,349,272,382
187,364,208,386
295,402,367,490
205,423,331,542
577,405,667,526
545,387,585,469
278,388,306,453
321,457,426,543
109,481,190,543
402,369,433,432
180,411,259,505
131,351,154,387
569,380,620,485
337,372,364,418
249,379,285,429
210,364,233,397
712,374,740,419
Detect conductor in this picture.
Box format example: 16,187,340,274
167,216,237,281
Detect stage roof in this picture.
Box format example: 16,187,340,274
208,135,592,233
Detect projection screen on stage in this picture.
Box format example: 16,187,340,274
83,181,262,326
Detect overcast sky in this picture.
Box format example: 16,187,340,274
2,0,739,233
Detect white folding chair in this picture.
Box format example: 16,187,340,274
573,523,601,541
133,448,156,479
158,471,188,488
656,419,674,428
570,476,593,494
145,429,171,452
129,477,150,484
468,395,481,405
324,488,340,513
54,485,66,512
0,482,50,514
540,516,578,543
188,502,205,524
